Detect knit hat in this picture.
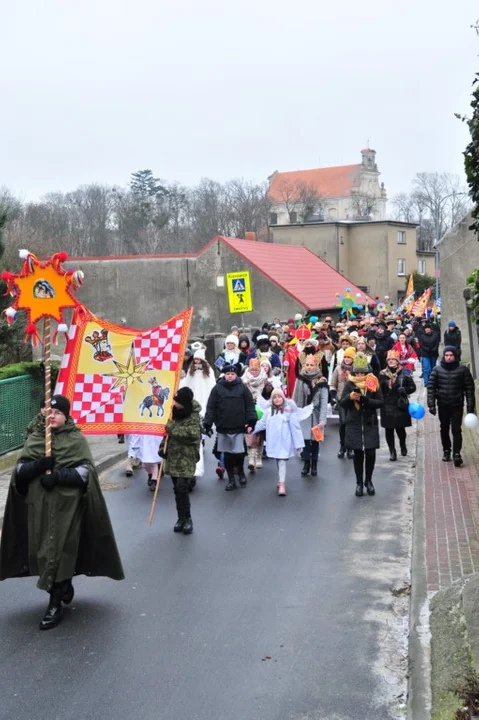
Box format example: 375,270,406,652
343,347,356,359
444,345,457,357
249,358,261,370
387,349,400,361
448,321,456,328
51,394,70,417
193,349,206,361
191,341,204,352
271,387,286,402
225,334,239,348
222,363,241,375
174,386,193,411
352,352,371,374
269,335,279,343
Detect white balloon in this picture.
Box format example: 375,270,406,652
464,413,479,430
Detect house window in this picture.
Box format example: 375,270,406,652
289,211,298,223
269,212,278,225
397,258,406,276
397,231,406,244
418,259,426,275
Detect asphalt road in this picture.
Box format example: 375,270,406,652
0,427,412,720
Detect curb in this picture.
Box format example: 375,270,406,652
407,385,432,719
0,450,127,532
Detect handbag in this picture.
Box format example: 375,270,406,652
397,376,409,412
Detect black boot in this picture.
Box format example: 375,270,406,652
389,449,397,461
442,450,451,462
311,460,318,476
453,453,463,467
337,446,345,459
237,469,247,487
40,589,64,630
365,477,375,496
182,516,193,534
188,477,196,492
355,481,364,497
400,445,408,457
60,579,74,605
173,492,185,532
225,473,237,491
301,461,311,476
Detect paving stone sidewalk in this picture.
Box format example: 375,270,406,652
423,396,479,593
0,435,126,528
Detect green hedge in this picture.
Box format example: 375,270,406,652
0,361,60,387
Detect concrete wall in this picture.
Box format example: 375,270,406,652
271,221,417,301
440,214,479,362
65,244,306,337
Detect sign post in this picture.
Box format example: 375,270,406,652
226,271,253,314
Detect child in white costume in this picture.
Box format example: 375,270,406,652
126,434,160,490
253,388,306,496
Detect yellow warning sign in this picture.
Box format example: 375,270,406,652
226,271,253,313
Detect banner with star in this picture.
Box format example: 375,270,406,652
55,307,193,435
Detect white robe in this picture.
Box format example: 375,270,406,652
180,365,216,416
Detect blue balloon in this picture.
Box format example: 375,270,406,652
408,402,426,420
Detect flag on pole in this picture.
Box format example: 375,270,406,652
411,287,432,317
55,307,193,435
405,273,414,299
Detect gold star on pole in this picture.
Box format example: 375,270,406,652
103,344,150,397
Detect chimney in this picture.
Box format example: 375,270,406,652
244,232,257,242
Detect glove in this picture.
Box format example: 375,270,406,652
41,467,86,491
158,447,168,459
17,455,55,483
429,407,436,416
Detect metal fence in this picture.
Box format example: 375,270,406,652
0,375,44,455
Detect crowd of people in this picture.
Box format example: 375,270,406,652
1,309,475,632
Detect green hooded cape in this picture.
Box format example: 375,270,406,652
0,415,125,591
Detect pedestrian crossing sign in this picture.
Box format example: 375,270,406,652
226,271,253,313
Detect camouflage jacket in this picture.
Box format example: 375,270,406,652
164,400,202,478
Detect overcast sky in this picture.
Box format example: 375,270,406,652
2,1,478,202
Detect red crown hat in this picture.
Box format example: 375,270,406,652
295,324,312,343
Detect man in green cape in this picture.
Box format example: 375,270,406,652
0,395,124,630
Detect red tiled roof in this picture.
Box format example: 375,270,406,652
268,165,361,202
218,236,376,311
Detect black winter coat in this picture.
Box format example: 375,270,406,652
379,370,416,429
418,330,440,358
339,381,384,450
374,332,394,369
204,377,257,434
443,327,462,350
427,360,475,413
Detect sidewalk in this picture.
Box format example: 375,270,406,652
424,404,479,593
0,435,126,529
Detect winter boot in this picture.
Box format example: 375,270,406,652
188,477,196,492
256,447,263,469
389,449,397,462
173,492,186,532
355,481,364,497
61,579,74,605
400,444,408,457
365,477,375,496
277,482,287,496
182,516,193,534
247,449,256,473
301,461,311,476
225,473,237,491
40,588,64,630
125,458,134,477
453,453,463,467
337,446,346,459
311,460,318,476
238,468,247,487
442,450,452,462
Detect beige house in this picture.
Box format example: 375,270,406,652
268,148,388,225
416,250,436,279
270,219,418,304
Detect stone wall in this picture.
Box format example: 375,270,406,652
440,214,479,362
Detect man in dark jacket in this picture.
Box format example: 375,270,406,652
374,322,394,370
418,322,440,385
427,346,475,466
443,321,462,357
204,364,257,490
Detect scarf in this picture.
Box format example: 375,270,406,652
293,366,326,408
242,369,266,397
348,372,379,409
381,365,399,388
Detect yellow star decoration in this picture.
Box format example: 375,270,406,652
103,344,150,397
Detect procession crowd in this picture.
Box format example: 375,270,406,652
0,308,475,633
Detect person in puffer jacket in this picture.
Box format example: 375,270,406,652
427,346,475,467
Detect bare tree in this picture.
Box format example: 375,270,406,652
224,179,271,238
350,188,378,219
272,179,322,223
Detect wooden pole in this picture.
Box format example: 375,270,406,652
148,436,168,525
44,317,52,457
